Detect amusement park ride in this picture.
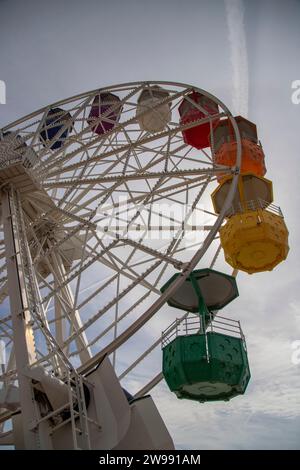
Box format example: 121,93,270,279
0,81,289,449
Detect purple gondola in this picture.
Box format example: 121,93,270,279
87,93,122,135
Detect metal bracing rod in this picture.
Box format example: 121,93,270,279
80,244,162,296
59,165,213,228
44,167,220,188
3,346,16,384
123,141,188,174
45,273,151,357
0,275,7,285
122,130,143,176
36,84,147,176
134,373,164,399
27,202,97,247
36,86,191,178
0,409,19,427
111,174,167,249
118,337,162,381
209,243,222,269
0,430,14,445
25,105,50,149
53,273,68,368
98,168,194,262
117,238,183,270
0,262,7,275
123,124,171,195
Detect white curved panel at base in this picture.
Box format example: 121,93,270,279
114,396,174,450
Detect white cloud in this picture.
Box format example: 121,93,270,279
225,0,249,116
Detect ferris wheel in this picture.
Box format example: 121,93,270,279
0,80,267,449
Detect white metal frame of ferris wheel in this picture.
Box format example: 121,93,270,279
0,81,241,449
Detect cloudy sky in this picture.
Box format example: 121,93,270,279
1,0,300,450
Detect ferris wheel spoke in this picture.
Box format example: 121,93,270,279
209,242,222,268
43,167,219,189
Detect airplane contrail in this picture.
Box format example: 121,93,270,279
225,0,249,117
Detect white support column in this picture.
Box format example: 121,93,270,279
2,187,51,449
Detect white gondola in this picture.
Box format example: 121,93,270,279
136,85,171,133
